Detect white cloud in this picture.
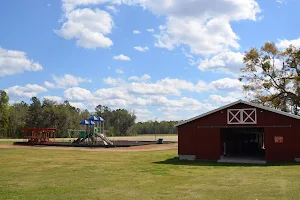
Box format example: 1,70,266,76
5,84,47,98
94,87,130,100
276,38,300,49
146,28,154,33
64,87,94,101
133,30,141,34
209,78,243,91
129,82,181,96
208,95,237,105
134,46,149,52
276,0,287,4
55,8,113,49
59,0,260,56
146,0,260,55
103,77,125,86
116,69,124,74
158,25,166,30
156,97,216,120
132,108,153,122
198,51,244,76
46,74,243,121
155,17,241,55
0,47,43,77
128,74,151,82
44,81,55,88
113,54,131,61
45,74,91,88
43,95,64,102
106,5,118,14
69,102,88,110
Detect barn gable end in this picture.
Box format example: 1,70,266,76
177,100,300,163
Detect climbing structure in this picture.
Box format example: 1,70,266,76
73,116,113,145
22,128,56,144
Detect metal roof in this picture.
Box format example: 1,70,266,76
175,100,300,127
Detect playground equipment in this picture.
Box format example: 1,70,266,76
22,128,56,144
73,116,113,146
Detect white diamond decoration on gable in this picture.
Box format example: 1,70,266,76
227,108,257,124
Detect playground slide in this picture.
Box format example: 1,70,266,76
95,133,113,145
73,136,88,144
73,138,81,144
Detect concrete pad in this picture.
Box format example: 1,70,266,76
218,156,267,165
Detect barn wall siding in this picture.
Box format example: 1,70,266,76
178,125,195,156
265,127,300,162
178,103,300,162
194,128,220,160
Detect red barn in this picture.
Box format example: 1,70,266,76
176,100,300,163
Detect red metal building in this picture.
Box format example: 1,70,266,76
176,100,300,163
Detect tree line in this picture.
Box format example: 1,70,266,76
0,92,178,138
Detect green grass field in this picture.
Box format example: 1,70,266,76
0,147,300,200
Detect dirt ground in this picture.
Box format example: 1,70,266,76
0,142,178,152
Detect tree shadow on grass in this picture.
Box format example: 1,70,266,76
154,157,300,167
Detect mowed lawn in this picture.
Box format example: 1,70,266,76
0,147,300,200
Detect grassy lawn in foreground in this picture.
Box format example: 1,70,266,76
0,148,300,200
0,141,14,145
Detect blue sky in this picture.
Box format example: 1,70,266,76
1,0,299,121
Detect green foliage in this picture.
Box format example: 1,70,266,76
0,90,9,138
241,42,300,114
3,93,176,138
95,105,137,136
126,121,178,135
3,95,140,138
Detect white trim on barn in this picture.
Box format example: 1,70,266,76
227,108,257,124
175,100,300,127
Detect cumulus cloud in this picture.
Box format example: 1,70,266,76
116,69,124,74
113,54,131,61
43,95,64,102
106,5,118,14
64,87,94,100
45,74,91,88
276,38,300,49
128,74,151,82
44,81,55,88
5,84,47,98
58,74,244,121
198,51,244,76
276,0,287,4
147,0,260,55
103,77,125,86
0,47,43,77
132,108,153,122
69,102,88,110
208,95,237,105
55,8,113,49
134,46,149,52
133,30,141,34
209,78,243,92
146,28,154,33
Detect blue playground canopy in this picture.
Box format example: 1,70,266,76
89,116,99,121
89,120,95,125
98,117,105,122
80,120,89,125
